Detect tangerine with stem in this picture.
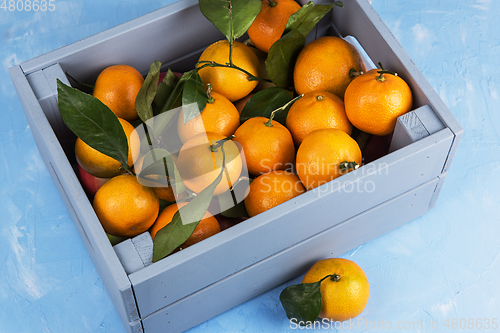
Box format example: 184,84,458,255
197,40,261,102
233,95,301,176
286,90,352,147
296,128,362,190
344,66,413,136
177,85,240,143
176,132,242,196
247,0,302,53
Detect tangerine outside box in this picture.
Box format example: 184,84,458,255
9,0,462,332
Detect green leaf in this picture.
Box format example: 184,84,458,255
172,163,186,196
57,79,129,167
138,148,187,196
240,87,294,125
284,1,343,37
181,71,207,124
152,146,227,262
159,70,194,115
135,61,162,123
284,1,313,34
153,70,194,137
107,233,128,246
199,0,262,41
152,107,180,139
266,29,306,89
280,281,323,325
156,69,179,112
137,148,176,184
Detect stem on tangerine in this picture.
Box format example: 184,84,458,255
195,60,272,83
264,94,304,127
349,68,364,78
376,62,398,81
340,161,359,172
229,41,234,67
206,83,215,104
317,273,341,284
330,274,341,282
210,135,235,152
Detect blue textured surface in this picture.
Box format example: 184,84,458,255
1,0,498,332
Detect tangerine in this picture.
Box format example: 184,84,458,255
92,64,144,121
247,0,302,53
75,117,140,178
296,129,362,190
344,68,413,136
244,170,306,217
197,40,260,102
286,90,352,146
176,132,242,196
93,174,159,237
177,91,240,143
293,36,365,99
234,116,295,176
302,258,370,321
234,93,254,114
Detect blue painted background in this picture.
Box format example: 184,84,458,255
1,0,499,332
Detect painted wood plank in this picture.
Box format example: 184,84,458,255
344,35,377,70
26,71,52,100
414,104,445,135
43,63,70,93
131,232,154,268
390,109,429,153
429,172,448,210
142,178,439,333
400,111,430,141
113,232,154,274
114,240,146,275
389,105,446,153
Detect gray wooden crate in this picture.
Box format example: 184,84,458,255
9,0,462,332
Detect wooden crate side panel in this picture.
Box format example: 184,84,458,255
142,178,440,333
429,172,448,210
130,128,453,318
8,65,141,332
